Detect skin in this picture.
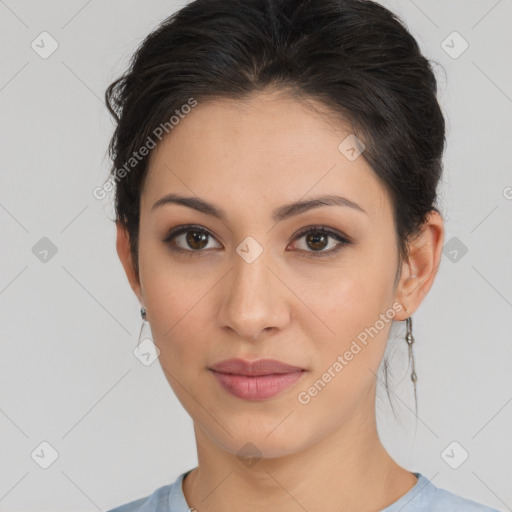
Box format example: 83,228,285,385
116,88,444,512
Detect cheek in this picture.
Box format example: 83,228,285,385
142,278,206,359
301,252,396,338
137,237,202,355
296,281,394,424
298,239,398,380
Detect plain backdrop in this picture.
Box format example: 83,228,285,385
1,0,511,510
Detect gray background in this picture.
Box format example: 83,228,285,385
1,0,511,510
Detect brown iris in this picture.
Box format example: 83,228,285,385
305,231,328,251
186,230,209,250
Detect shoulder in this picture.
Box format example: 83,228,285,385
427,486,500,512
105,484,172,512
399,474,500,512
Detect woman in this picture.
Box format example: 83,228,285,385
104,0,499,510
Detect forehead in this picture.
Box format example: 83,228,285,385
142,90,391,221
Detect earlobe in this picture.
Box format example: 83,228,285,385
116,221,143,304
394,211,444,319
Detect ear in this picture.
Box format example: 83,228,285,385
116,221,143,305
393,210,444,320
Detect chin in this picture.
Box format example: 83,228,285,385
206,418,313,461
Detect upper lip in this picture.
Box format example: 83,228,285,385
209,358,305,376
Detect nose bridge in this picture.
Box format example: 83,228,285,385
219,237,287,340
232,241,269,299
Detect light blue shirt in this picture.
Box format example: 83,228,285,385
106,470,500,512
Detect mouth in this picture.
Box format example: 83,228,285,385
209,357,306,376
208,358,307,400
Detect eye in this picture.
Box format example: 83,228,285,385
289,225,351,257
163,224,351,258
163,225,221,255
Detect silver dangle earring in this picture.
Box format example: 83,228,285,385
138,306,147,347
404,308,419,420
404,311,417,383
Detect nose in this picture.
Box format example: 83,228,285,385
218,245,290,342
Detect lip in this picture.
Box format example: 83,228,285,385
209,358,305,376
209,358,307,400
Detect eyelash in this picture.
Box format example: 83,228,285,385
162,224,352,258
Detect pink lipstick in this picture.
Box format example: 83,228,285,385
209,358,306,400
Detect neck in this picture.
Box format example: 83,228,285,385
182,389,417,512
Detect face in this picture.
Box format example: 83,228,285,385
125,89,408,458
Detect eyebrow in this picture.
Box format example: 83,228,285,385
151,193,367,222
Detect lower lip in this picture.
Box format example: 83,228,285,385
211,370,305,400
